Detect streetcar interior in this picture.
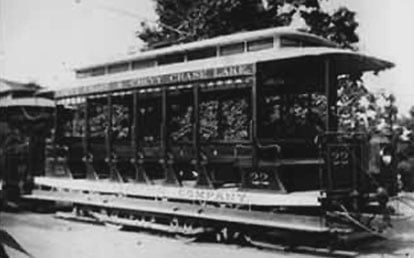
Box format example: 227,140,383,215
53,57,336,193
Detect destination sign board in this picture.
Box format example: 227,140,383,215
56,64,255,98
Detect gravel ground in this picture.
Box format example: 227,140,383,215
1,211,313,258
1,198,414,258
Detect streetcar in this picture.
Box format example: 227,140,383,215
24,27,396,250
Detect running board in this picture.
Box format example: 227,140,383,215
23,189,333,233
33,177,322,207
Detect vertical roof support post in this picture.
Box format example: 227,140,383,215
251,77,258,146
193,85,200,157
84,98,98,180
106,94,113,179
49,100,58,176
131,90,138,170
324,58,337,132
161,88,168,159
161,87,180,185
27,134,34,179
132,90,151,184
249,70,259,189
324,58,334,194
194,84,213,188
106,94,122,182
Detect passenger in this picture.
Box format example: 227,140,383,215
298,111,325,139
398,157,414,192
265,105,285,139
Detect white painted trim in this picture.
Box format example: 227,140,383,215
58,47,393,96
34,177,321,207
76,27,336,70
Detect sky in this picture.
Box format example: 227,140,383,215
0,0,414,114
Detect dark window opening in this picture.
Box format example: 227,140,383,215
108,63,129,74
76,70,90,79
187,47,217,61
132,59,156,70
59,100,86,138
158,53,185,65
280,36,302,47
219,42,245,56
88,97,108,139
138,96,161,146
280,36,321,47
168,91,194,143
200,89,250,142
247,37,274,52
11,91,34,98
55,101,87,178
90,67,106,77
258,92,326,141
111,94,132,140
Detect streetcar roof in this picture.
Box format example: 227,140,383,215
75,27,337,72
0,97,55,108
55,47,394,98
0,78,41,94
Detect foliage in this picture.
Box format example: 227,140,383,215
136,0,394,137
302,6,358,49
396,111,414,191
170,95,250,142
337,76,398,134
137,0,358,49
398,107,414,135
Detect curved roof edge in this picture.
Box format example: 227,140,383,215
0,78,41,94
0,97,55,108
75,27,338,71
55,47,395,98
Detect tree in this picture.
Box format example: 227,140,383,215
137,0,358,49
137,0,395,136
337,77,398,134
